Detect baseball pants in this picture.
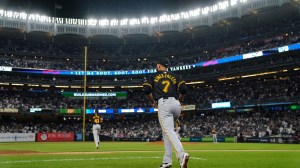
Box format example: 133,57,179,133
158,97,186,164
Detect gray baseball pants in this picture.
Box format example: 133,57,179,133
158,97,186,164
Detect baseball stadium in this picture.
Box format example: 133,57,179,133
0,0,300,167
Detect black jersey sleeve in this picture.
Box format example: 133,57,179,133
177,79,187,95
143,75,154,95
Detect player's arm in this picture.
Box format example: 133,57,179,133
177,80,187,103
143,76,156,107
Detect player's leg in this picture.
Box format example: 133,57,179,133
160,132,173,167
92,125,99,149
172,99,189,168
97,126,101,147
158,99,185,161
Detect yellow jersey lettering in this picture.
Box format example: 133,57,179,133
154,74,177,84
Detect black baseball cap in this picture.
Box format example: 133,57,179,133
157,57,169,68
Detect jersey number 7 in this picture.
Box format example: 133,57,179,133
162,80,171,93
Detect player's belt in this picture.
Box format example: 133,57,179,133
159,97,176,101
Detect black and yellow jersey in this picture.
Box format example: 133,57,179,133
143,71,186,100
92,114,103,124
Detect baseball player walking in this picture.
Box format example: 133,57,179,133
91,109,103,149
143,58,189,168
212,128,218,143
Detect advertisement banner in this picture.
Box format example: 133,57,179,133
245,137,271,143
37,132,74,142
0,133,35,142
0,108,19,113
86,108,114,114
190,137,202,142
217,136,225,142
182,105,196,111
118,108,145,113
60,109,82,114
0,66,12,71
75,133,83,141
62,92,127,98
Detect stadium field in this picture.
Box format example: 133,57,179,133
0,142,300,168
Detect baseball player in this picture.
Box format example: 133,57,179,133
91,109,103,149
143,57,189,168
212,128,218,143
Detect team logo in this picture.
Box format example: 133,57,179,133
40,133,48,141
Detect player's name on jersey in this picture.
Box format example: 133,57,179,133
154,73,177,83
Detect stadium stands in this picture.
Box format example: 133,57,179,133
0,14,299,71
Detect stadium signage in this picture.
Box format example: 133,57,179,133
212,102,231,109
62,92,127,97
74,92,116,97
37,133,75,142
0,66,12,71
0,133,36,142
85,108,114,114
181,105,196,111
7,42,300,76
30,108,42,112
0,108,18,113
169,65,193,71
59,109,82,114
242,51,263,59
118,108,145,113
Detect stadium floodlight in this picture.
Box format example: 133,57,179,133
77,19,86,25
240,0,248,3
19,12,27,20
150,17,158,24
0,10,3,17
110,19,119,26
218,1,229,10
202,7,210,15
210,4,219,12
129,18,140,25
159,14,172,22
99,19,109,26
170,13,180,21
141,17,149,24
189,9,201,17
6,11,13,18
13,12,19,19
180,12,189,19
120,18,128,26
230,0,238,6
87,19,97,26
28,14,35,21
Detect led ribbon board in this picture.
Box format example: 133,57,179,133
8,43,300,76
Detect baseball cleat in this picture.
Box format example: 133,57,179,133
96,146,99,149
159,163,172,168
180,153,190,168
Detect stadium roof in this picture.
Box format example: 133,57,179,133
1,0,218,18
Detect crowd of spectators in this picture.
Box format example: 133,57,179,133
1,110,299,142
0,76,299,110
183,76,300,105
0,13,299,71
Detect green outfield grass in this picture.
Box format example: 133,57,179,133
1,142,300,168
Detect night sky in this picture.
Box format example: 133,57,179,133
0,0,217,19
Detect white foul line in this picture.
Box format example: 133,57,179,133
190,157,207,160
0,156,161,164
0,156,207,164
